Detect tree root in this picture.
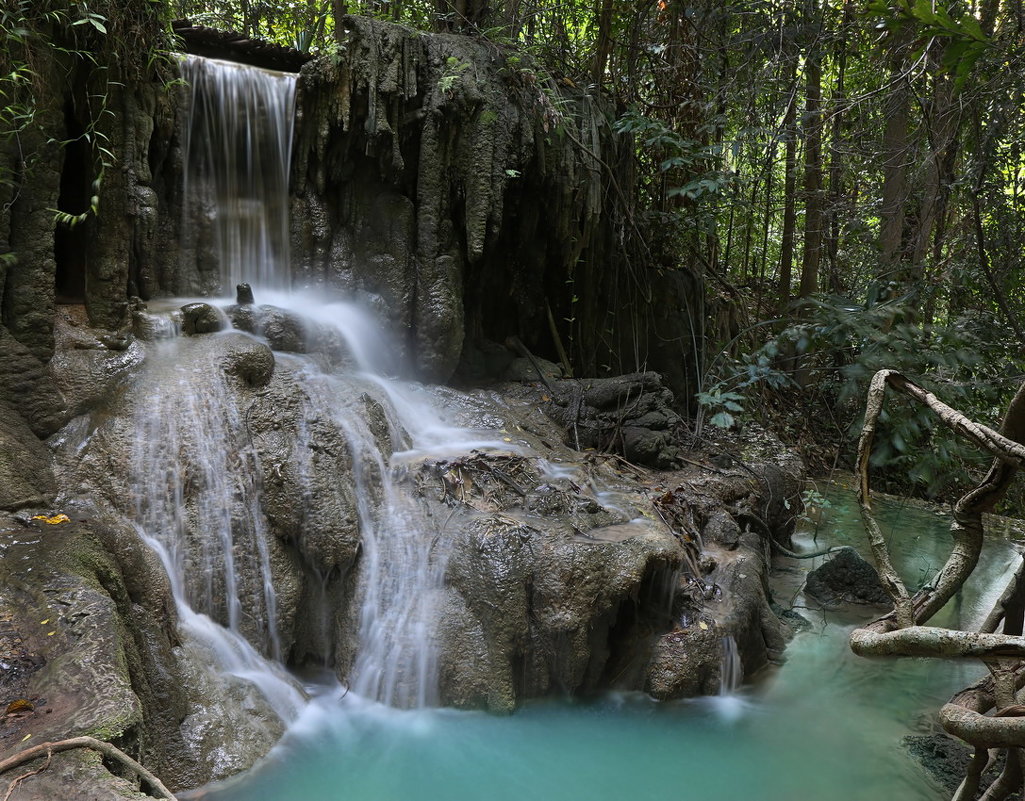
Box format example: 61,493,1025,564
851,627,1025,660
1,747,50,801
769,540,852,559
851,371,1025,800
0,737,177,800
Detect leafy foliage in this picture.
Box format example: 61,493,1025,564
708,295,1012,499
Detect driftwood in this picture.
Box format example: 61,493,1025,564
172,20,312,72
0,737,176,800
851,370,1025,800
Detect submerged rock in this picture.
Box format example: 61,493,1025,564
904,733,975,794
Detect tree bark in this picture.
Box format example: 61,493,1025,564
798,2,823,299
777,71,798,309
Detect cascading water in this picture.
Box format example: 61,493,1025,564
718,635,742,696
181,55,296,292
102,56,306,724
145,54,499,712
132,335,283,659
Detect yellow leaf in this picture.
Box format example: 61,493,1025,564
499,429,508,433
6,699,33,714
31,513,70,525
21,734,31,741
39,619,49,625
503,437,512,442
47,631,56,636
698,621,708,630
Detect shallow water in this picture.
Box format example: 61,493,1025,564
200,487,1021,801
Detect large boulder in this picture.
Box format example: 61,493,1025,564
805,547,891,607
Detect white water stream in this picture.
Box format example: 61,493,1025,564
181,55,296,292
134,55,510,717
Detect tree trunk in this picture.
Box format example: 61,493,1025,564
798,6,823,299
879,60,911,286
777,71,798,309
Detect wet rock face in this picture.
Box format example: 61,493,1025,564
0,405,57,511
0,326,66,438
290,17,703,394
0,510,283,796
227,303,351,368
423,451,682,710
805,548,891,607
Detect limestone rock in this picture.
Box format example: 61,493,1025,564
0,326,65,437
805,547,891,606
540,372,688,468
221,337,275,388
0,403,56,511
180,302,225,335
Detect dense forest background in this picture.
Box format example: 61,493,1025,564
5,0,1025,505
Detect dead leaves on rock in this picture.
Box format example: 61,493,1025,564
426,452,534,511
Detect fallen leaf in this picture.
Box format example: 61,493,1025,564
503,437,512,442
47,631,56,636
21,734,31,741
6,699,33,715
698,621,708,631
39,619,49,625
31,513,71,525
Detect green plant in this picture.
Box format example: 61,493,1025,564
708,295,1005,499
438,55,470,94
695,385,745,429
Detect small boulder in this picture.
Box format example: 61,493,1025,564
259,307,305,353
504,355,562,383
236,282,255,305
180,303,224,336
222,339,275,388
805,548,891,606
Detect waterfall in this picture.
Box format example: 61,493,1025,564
131,338,282,659
181,55,296,292
279,338,500,708
150,54,499,711
719,635,743,696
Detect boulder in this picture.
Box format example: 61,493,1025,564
180,302,224,335
805,547,891,606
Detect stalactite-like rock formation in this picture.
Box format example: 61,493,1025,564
291,16,703,393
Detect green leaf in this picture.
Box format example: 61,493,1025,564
709,411,735,428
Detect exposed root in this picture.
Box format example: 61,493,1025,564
0,737,176,800
851,371,1025,800
1,747,50,801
